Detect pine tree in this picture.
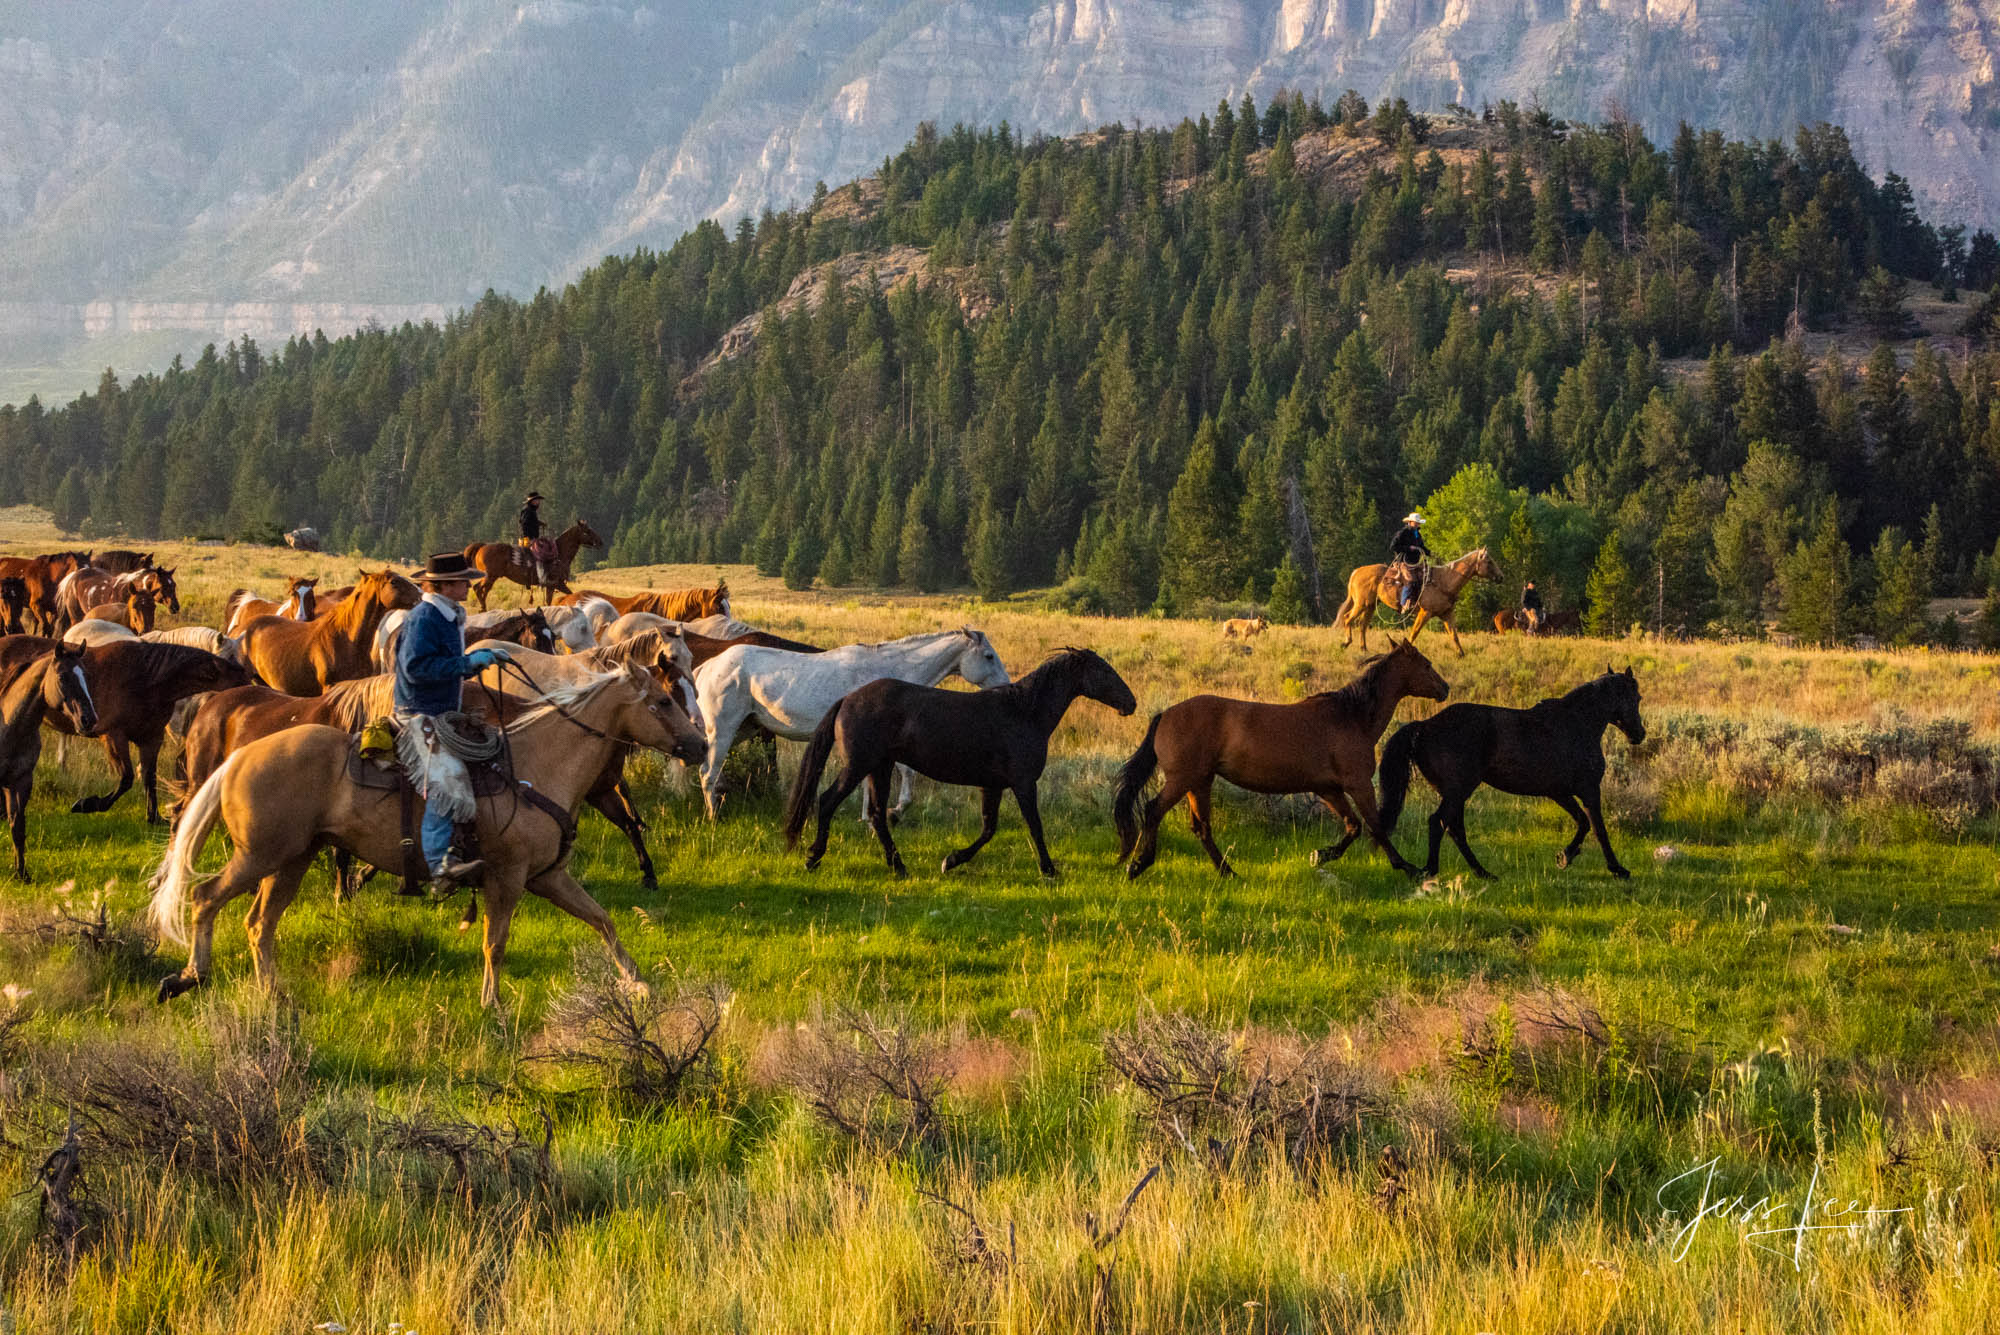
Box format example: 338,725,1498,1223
1161,418,1244,607
1868,526,1928,645
1777,503,1853,646
968,500,1013,600
1267,555,1311,624
51,467,87,535
1584,535,1637,637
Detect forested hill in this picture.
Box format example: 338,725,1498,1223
5,97,2000,642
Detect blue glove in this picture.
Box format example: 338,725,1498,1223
466,649,501,670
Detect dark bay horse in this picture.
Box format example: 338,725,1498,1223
1493,608,1582,635
1113,640,1449,879
92,550,155,575
0,553,88,635
43,641,250,823
0,641,99,877
1377,667,1645,880
785,648,1137,878
1,577,26,634
464,519,604,610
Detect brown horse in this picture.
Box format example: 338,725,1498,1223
1113,640,1450,878
560,581,730,621
225,577,319,636
1333,548,1501,656
45,641,250,823
464,519,605,610
56,565,180,628
238,570,418,695
0,641,99,877
84,588,156,633
0,553,88,634
92,550,155,574
152,664,705,1008
1493,607,1582,636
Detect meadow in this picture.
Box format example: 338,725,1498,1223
0,514,1997,1332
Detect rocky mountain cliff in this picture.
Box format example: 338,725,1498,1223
4,0,1996,401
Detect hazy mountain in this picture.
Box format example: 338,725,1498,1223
4,0,1996,402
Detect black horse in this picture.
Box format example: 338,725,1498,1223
1377,667,1645,879
784,647,1137,877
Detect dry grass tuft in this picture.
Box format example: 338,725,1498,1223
770,1005,952,1147
526,953,728,1102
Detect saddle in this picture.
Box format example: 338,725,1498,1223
347,714,573,895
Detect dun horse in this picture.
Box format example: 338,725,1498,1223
238,570,418,694
1333,548,1501,655
1378,667,1645,879
1114,640,1449,878
152,666,704,1008
561,582,730,621
464,518,605,609
786,648,1137,878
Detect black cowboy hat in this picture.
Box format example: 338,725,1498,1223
524,491,545,502
420,552,478,581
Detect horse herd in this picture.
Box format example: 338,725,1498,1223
0,546,1646,1010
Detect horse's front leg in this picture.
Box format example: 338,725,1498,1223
1012,781,1059,879
863,764,907,876
943,786,1003,873
138,735,165,824
72,734,135,815
1407,607,1433,642
1345,782,1417,875
1444,616,1464,656
528,867,648,997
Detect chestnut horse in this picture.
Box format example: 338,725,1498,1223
463,518,604,610
1332,548,1501,656
237,570,418,695
1113,640,1449,878
56,565,180,628
84,588,155,633
0,553,89,634
225,576,319,636
560,581,730,621
152,665,705,1008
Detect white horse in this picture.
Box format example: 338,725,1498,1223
561,596,620,640
470,629,698,729
692,628,1010,819
538,604,600,653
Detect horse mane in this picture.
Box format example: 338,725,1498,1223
1309,650,1400,713
506,666,639,731
323,676,396,731
586,629,678,667
106,641,237,693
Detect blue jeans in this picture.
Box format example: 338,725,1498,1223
420,801,455,873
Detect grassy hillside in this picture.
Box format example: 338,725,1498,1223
0,523,1994,1330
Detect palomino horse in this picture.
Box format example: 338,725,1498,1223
464,519,605,610
561,582,730,621
786,648,1136,878
693,628,1010,819
151,665,705,1008
225,577,318,635
56,565,180,627
1114,639,1450,878
0,641,100,877
1378,667,1645,880
0,553,88,635
238,570,418,695
1333,548,1502,655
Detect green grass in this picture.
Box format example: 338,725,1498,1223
0,530,1994,1328
2,735,1997,1331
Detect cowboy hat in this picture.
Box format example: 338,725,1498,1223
419,552,477,581
1403,512,1425,525
524,491,545,502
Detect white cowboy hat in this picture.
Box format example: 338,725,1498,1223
1403,512,1425,525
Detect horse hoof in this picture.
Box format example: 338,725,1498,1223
1556,851,1573,869
892,863,909,879
803,856,822,872
155,973,197,1004
1125,862,1145,881
1309,847,1326,867
1218,863,1236,878
1610,866,1631,880
1040,865,1060,881
68,798,93,815
940,856,958,874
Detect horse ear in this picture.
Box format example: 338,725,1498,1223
1624,665,1635,678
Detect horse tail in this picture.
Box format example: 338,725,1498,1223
1332,595,1353,627
461,542,483,564
1376,720,1422,832
150,751,236,948
1112,713,1163,863
782,707,842,849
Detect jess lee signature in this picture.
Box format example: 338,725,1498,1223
1655,1158,1919,1268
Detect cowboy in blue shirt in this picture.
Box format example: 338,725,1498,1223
395,552,513,886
